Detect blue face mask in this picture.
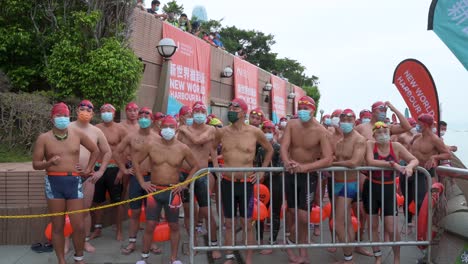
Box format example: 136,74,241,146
54,117,70,130
265,132,274,141
377,112,387,122
138,117,152,129
298,110,312,122
185,118,194,126
340,122,354,134
193,113,206,124
361,118,371,124
155,6,159,11
101,112,113,123
324,118,331,126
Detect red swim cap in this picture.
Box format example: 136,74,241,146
341,109,356,118
298,96,316,111
262,120,275,129
359,109,372,119
78,100,94,109
418,114,434,126
126,102,138,111
280,116,287,122
407,117,417,126
161,115,178,128
152,112,166,122
331,109,343,117
100,103,115,112
250,107,264,117
51,102,70,117
230,98,248,113
138,107,153,119
371,101,386,111
192,101,207,112
179,105,192,116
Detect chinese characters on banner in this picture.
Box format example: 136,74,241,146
270,75,287,124
392,59,440,128
293,85,307,114
233,57,258,112
163,23,211,115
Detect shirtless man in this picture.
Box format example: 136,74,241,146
395,118,418,150
91,104,127,241
177,101,222,259
135,115,200,264
179,105,193,126
280,96,333,264
215,98,273,264
117,107,162,255
355,101,411,140
331,109,367,264
69,99,112,253
152,112,166,134
249,107,264,128
277,116,288,143
410,114,451,209
33,102,99,264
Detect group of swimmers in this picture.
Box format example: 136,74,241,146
32,96,456,264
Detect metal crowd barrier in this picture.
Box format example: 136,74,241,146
188,166,433,264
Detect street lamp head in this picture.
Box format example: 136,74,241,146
221,66,233,78
319,109,324,114
156,38,178,59
263,83,272,91
287,92,296,99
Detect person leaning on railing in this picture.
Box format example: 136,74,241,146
364,121,419,264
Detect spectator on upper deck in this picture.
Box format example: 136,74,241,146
212,32,225,50
178,13,192,32
166,12,179,27
202,32,216,46
235,47,247,59
147,0,167,20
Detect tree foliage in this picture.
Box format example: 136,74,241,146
303,85,321,115
0,0,142,110
163,0,184,16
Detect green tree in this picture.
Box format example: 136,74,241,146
163,0,184,16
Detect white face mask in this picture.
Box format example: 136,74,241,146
265,133,274,141
161,128,175,141
432,127,437,134
331,117,340,127
280,121,287,128
440,130,446,137
410,127,418,135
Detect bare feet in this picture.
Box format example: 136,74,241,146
121,243,136,255
150,245,162,255
116,230,123,241
354,247,373,257
84,241,96,253
327,247,337,253
89,228,102,240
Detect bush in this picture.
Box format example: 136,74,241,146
0,92,52,152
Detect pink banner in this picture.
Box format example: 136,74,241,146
293,85,307,114
271,75,287,124
163,23,211,115
234,57,258,112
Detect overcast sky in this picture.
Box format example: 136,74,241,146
145,0,467,128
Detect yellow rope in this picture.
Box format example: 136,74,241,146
0,171,209,219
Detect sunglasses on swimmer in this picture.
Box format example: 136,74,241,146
298,100,314,106
79,103,93,109
373,105,387,111
138,110,151,115
373,122,388,131
340,112,355,118
250,110,263,116
228,102,241,108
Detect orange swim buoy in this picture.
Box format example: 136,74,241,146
253,184,270,205
329,216,359,232
417,182,443,249
252,199,268,221
310,206,329,224
44,215,73,241
397,194,404,207
128,206,146,223
153,222,171,242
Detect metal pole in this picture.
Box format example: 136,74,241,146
153,59,171,114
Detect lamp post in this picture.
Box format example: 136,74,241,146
319,109,324,121
153,38,178,114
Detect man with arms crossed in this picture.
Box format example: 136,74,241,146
69,100,112,253
331,109,367,264
134,115,200,264
215,98,273,264
33,102,99,264
177,101,222,259
280,96,333,264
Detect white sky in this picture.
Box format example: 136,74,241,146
145,0,468,128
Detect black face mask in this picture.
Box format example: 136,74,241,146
227,111,240,123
